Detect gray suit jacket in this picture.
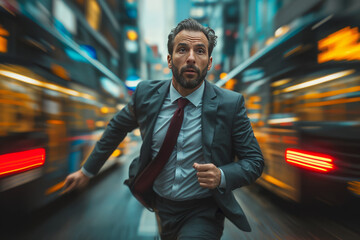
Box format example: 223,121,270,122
83,79,264,232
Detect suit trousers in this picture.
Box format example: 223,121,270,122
154,194,225,240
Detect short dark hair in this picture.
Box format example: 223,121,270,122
167,18,217,57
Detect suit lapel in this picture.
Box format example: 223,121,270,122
145,80,170,128
202,81,218,164
139,80,171,169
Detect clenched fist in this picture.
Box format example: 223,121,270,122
193,163,221,189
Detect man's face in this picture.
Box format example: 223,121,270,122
167,30,212,90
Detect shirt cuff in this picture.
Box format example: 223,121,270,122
218,168,226,189
81,167,95,178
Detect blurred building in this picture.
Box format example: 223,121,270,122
138,0,174,80
118,0,142,91
176,0,359,84
229,0,360,72
0,0,142,91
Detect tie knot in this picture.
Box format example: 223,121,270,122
177,97,189,109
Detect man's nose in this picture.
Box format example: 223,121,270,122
186,50,196,65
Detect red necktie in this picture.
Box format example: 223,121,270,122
132,98,189,208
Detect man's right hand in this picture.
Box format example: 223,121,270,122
62,170,90,194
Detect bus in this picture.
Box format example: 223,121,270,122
0,3,129,214
217,11,360,205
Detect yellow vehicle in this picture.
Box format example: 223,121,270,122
0,4,128,213
218,13,360,204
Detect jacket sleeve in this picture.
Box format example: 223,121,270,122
220,95,264,194
82,88,140,175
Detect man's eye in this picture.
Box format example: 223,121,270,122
197,49,205,54
178,48,186,53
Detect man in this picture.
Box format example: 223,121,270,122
64,18,264,239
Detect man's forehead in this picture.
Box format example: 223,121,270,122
174,30,208,45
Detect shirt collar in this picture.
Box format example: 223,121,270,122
170,80,204,107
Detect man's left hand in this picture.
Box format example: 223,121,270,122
193,163,221,189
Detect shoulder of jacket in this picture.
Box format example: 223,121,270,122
134,80,170,101
137,79,169,89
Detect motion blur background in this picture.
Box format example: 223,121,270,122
0,0,359,239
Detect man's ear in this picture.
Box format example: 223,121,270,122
207,56,213,71
167,54,172,69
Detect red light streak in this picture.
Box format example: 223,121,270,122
0,148,45,177
285,149,334,172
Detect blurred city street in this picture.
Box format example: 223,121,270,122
1,0,360,239
2,142,359,240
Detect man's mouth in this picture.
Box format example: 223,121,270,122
184,68,196,73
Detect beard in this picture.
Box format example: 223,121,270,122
171,60,209,89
